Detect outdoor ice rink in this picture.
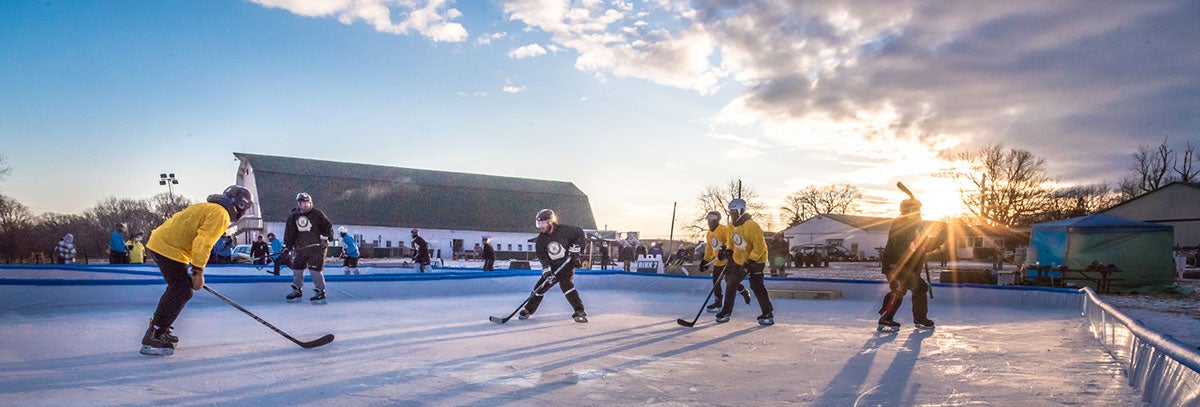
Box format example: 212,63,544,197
0,267,1153,406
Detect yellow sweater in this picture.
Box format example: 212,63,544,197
703,224,733,266
147,203,230,269
127,241,145,263
730,216,768,265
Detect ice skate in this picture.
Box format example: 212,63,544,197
310,289,327,305
139,321,176,356
572,310,588,323
518,309,531,320
739,288,751,304
715,312,731,323
914,318,936,330
286,284,303,303
877,317,901,332
705,300,722,313
757,312,774,326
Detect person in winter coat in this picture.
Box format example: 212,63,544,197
283,193,334,303
140,185,254,356
481,236,496,271
411,229,431,272
127,232,147,264
55,234,76,264
109,223,129,264
250,235,269,265
268,233,284,276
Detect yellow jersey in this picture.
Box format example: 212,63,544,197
147,202,230,269
730,215,768,265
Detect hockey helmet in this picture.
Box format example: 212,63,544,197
535,208,557,228
728,198,747,219
900,198,922,215
222,185,255,221
295,192,312,202
338,226,348,236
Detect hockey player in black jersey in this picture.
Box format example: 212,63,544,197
877,195,944,331
520,209,589,323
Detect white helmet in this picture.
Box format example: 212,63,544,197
338,226,348,235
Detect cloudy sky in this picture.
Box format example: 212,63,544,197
1,0,1196,238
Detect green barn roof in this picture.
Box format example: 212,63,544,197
235,153,596,233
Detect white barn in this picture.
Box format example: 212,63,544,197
782,214,893,260
1102,182,1200,248
230,153,598,262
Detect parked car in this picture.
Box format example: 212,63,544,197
232,244,252,264
791,244,854,267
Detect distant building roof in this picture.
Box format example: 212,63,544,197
819,214,894,233
235,153,596,233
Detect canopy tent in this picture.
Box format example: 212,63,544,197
1030,214,1175,288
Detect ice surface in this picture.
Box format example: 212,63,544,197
0,278,1146,406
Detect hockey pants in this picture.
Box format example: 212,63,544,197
291,248,327,291
879,272,929,321
720,261,773,315
149,251,193,330
524,267,585,314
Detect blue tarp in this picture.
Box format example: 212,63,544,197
1030,214,1175,288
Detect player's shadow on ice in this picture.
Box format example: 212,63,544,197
449,323,763,407
812,328,933,407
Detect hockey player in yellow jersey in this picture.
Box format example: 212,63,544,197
716,198,775,325
698,211,751,312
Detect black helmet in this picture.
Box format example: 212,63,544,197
296,192,312,202
223,185,255,220
411,228,419,236
535,209,557,227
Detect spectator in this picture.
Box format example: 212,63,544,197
618,241,634,271
481,236,495,271
768,233,789,276
128,232,147,264
109,223,129,264
649,243,664,259
599,242,611,270
215,235,234,264
250,235,269,265
411,229,431,273
55,234,76,264
635,244,647,258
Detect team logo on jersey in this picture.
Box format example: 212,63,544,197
547,242,565,260
709,236,724,250
296,216,312,232
732,233,747,250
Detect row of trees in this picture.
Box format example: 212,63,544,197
690,138,1198,240
0,187,191,263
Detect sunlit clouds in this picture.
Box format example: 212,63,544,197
250,0,467,42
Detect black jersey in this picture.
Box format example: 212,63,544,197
536,223,586,272
284,207,333,252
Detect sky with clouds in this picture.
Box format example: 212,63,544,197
1,0,1197,238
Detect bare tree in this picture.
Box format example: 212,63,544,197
779,184,862,228
148,192,192,222
690,179,771,239
1123,139,1178,197
1039,183,1122,222
0,154,11,194
1174,140,1198,183
954,144,1054,227
0,195,33,262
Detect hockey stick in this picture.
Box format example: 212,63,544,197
203,285,335,349
489,258,572,324
677,263,729,327
897,181,934,300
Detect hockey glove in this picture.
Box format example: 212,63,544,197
718,249,733,261
568,244,583,267
698,260,710,274
190,267,205,291
541,267,557,286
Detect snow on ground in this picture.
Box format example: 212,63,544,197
0,272,1149,406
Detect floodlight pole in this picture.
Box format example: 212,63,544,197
159,173,179,199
